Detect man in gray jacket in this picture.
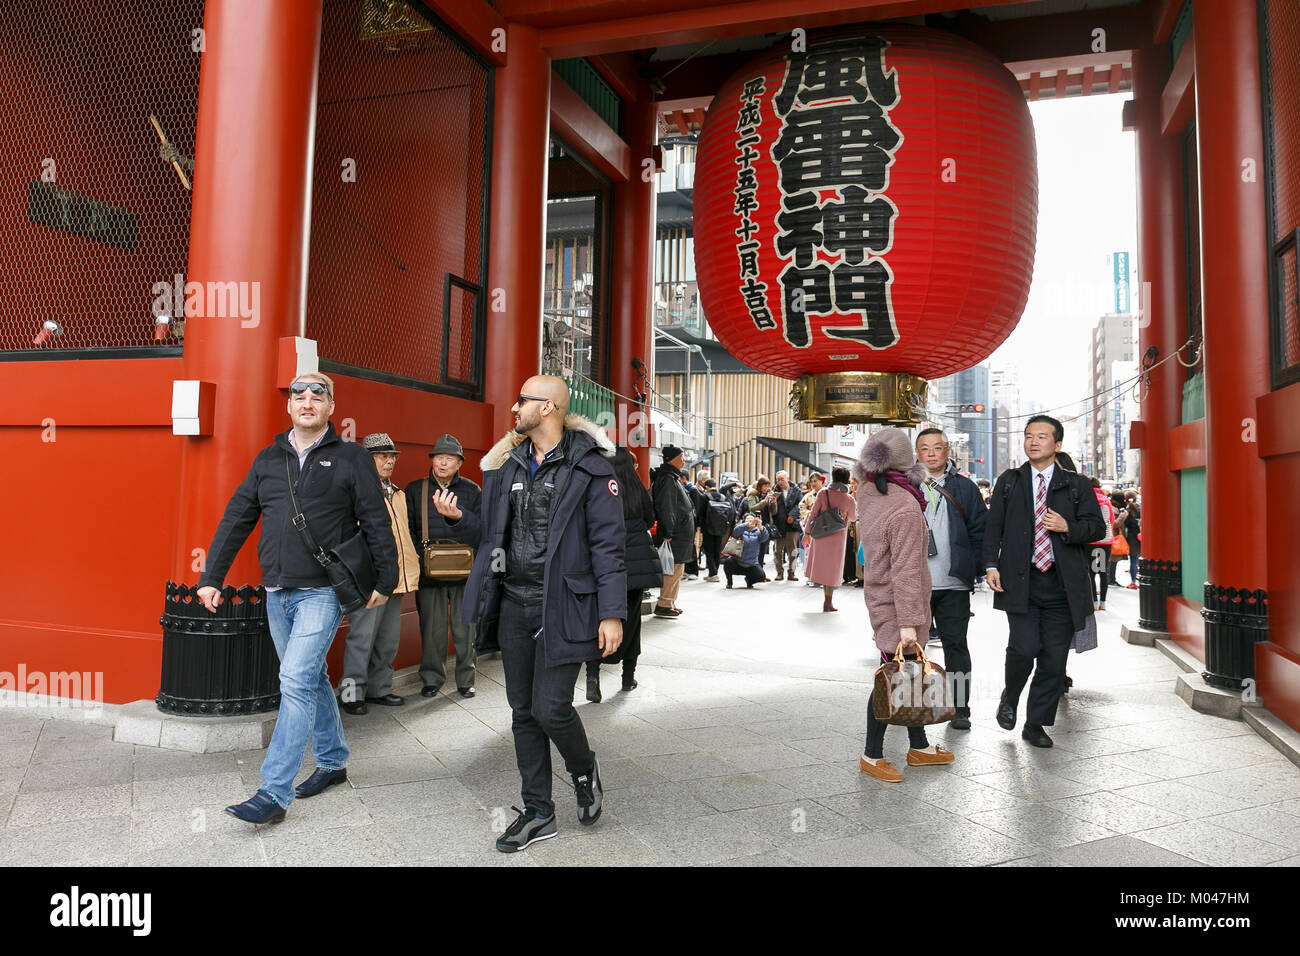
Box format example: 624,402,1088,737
915,428,986,730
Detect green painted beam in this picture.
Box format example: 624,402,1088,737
553,58,622,137
1180,465,1208,602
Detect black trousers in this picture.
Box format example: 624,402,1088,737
498,595,594,817
865,650,929,759
1004,566,1073,727
724,557,764,586
701,532,723,576
931,589,972,718
1089,545,1111,603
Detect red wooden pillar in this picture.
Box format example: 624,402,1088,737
1193,0,1271,683
171,0,323,586
485,24,550,432
1132,44,1187,632
609,98,657,482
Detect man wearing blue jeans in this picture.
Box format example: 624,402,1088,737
197,372,397,823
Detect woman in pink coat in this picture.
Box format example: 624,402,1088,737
803,466,855,612
853,428,956,783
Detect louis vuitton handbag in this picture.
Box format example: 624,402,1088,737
421,479,474,581
872,643,956,726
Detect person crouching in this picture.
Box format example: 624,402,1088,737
724,514,769,589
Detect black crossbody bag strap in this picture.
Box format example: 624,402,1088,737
925,477,967,523
422,477,430,547
284,452,332,567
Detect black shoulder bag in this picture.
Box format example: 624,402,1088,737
283,453,375,614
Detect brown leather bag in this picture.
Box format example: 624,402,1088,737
872,643,956,726
421,479,474,581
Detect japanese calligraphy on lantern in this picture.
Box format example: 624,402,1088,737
771,36,902,350
734,76,775,331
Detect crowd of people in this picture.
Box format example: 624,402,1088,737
635,418,1132,772
191,369,1139,852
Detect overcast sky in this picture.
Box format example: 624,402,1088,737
989,93,1138,418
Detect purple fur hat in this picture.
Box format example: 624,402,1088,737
853,427,927,487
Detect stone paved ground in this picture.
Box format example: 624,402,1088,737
3,573,1300,866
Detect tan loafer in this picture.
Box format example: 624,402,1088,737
906,745,955,767
859,756,903,782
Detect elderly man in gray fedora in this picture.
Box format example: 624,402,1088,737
406,433,483,698
340,433,423,715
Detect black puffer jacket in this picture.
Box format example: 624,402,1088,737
651,462,695,564
464,416,627,666
625,517,662,591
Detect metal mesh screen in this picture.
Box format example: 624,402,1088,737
0,0,203,355
1264,0,1300,375
307,0,490,397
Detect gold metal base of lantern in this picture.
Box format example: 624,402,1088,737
789,371,928,426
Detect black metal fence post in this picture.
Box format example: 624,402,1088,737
1137,558,1181,630
1201,584,1269,690
156,582,280,716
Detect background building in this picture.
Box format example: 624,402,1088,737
991,365,1025,475
1087,312,1138,479
930,363,993,481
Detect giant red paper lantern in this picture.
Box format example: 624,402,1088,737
694,26,1037,424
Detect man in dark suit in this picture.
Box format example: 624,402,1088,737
983,415,1105,748
771,470,804,581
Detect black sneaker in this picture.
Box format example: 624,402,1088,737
495,806,557,853
572,757,603,826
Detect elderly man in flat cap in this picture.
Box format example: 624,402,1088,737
406,433,483,698
340,433,423,715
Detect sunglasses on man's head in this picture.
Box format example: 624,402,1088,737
290,382,329,397
516,393,549,406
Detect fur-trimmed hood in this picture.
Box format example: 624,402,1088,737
853,427,927,489
480,414,616,472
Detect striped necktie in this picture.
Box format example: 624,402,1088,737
1032,472,1053,572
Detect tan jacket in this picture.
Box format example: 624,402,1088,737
382,483,422,595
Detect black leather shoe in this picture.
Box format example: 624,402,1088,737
420,685,440,698
458,686,476,698
1063,675,1073,694
365,693,404,706
341,700,367,716
996,692,1016,731
949,715,972,730
225,791,285,824
1022,724,1053,748
295,767,348,799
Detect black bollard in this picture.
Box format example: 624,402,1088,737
1201,585,1268,691
156,582,281,716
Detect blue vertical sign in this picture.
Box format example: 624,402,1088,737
1113,251,1130,314
1114,380,1124,478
